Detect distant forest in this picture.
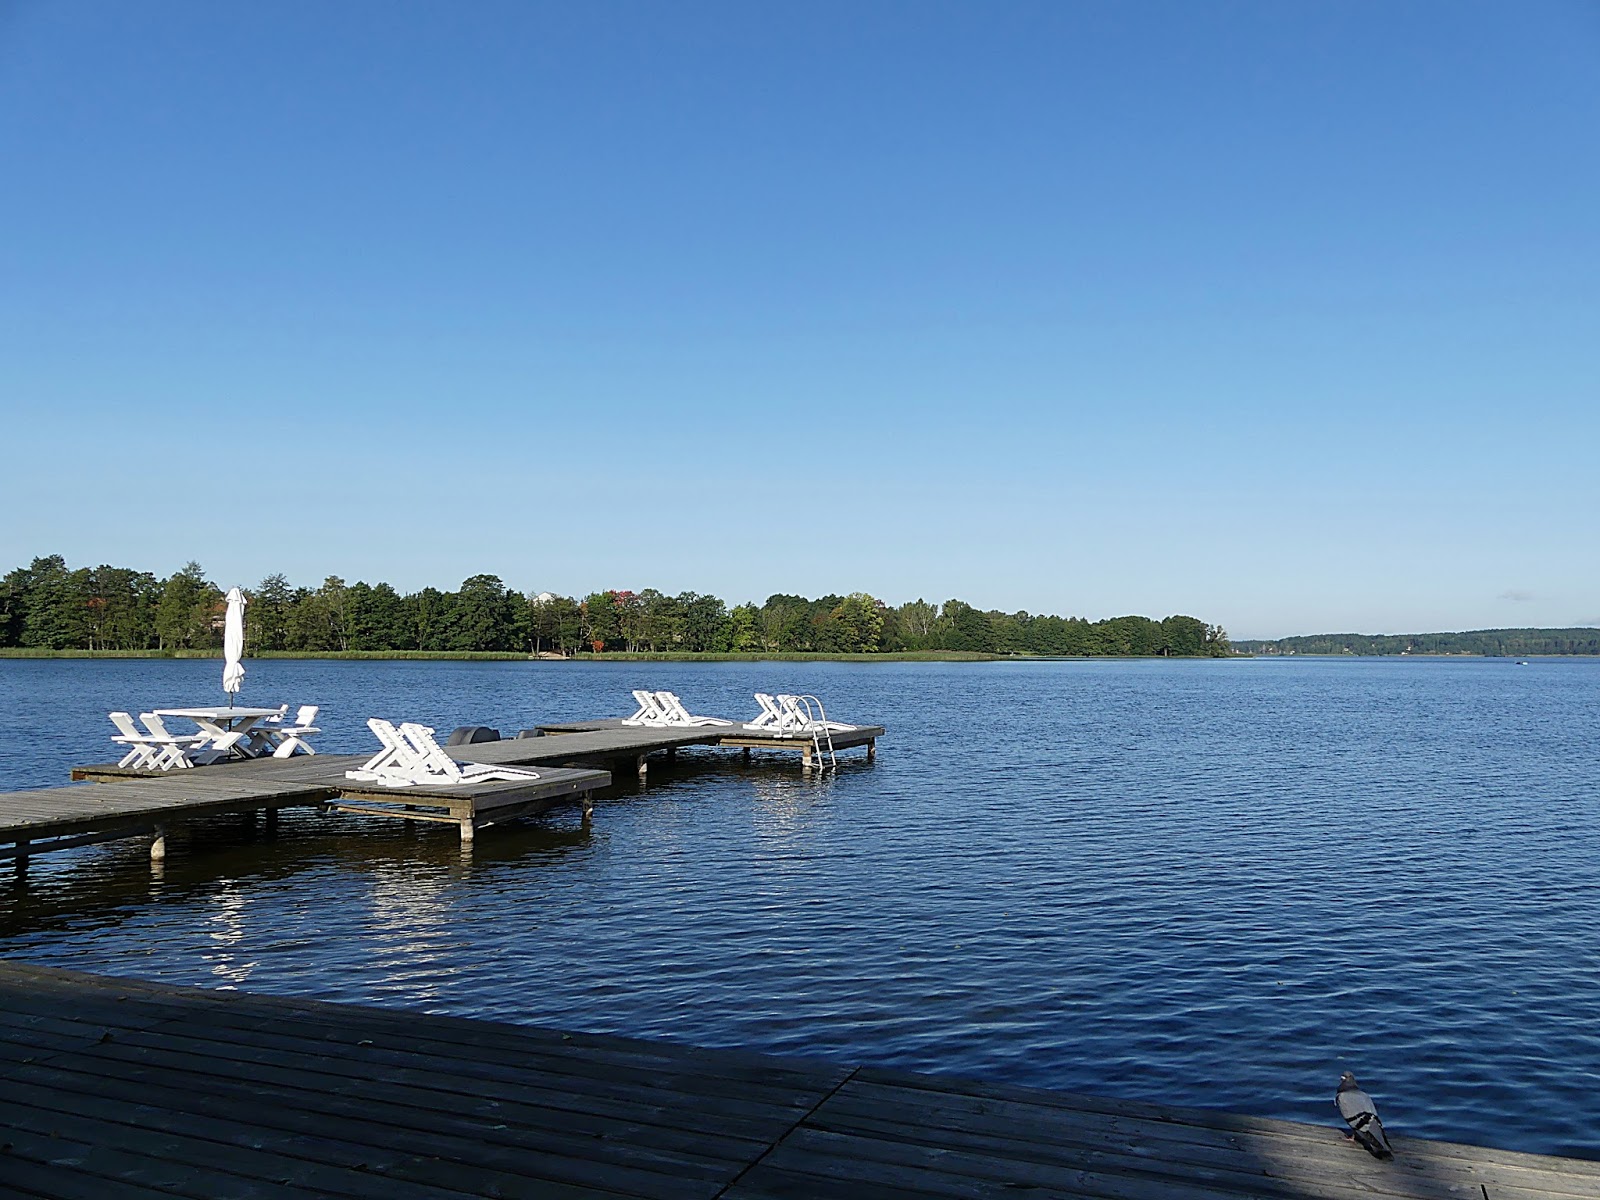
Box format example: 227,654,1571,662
0,555,1231,658
1235,629,1600,657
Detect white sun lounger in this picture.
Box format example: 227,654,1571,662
776,694,857,733
741,692,787,732
741,693,860,736
344,718,426,783
397,723,542,786
622,689,671,726
346,719,542,789
654,691,734,727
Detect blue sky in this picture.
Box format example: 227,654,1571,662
2,1,1596,639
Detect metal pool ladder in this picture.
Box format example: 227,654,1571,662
795,694,837,771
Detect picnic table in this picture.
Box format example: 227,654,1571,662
150,706,286,762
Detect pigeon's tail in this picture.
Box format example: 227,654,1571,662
1349,1113,1394,1160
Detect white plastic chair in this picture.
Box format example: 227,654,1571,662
654,691,734,727
269,705,321,758
109,712,165,769
622,690,670,726
135,713,208,769
241,705,290,756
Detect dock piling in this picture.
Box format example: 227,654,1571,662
150,824,167,861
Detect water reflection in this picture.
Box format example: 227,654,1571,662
204,880,257,988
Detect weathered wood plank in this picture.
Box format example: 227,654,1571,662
1,963,1596,1200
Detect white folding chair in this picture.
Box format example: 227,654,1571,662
108,711,164,769
136,713,209,769
242,705,291,756
654,691,734,727
269,704,321,758
622,690,670,726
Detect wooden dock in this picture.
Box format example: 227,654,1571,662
0,715,886,862
1,960,1595,1199
4,752,607,862
534,718,885,770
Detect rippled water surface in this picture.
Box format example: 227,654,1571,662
2,656,1598,1157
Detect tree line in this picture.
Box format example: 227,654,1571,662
0,555,1231,657
1234,628,1600,657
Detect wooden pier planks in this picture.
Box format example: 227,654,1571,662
10,711,887,856
0,961,849,1200
0,961,1596,1200
531,719,886,762
5,753,607,856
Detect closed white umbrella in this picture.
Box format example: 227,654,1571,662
222,586,247,704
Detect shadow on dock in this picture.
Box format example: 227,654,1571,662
0,960,1592,1198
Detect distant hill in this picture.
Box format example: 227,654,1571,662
1234,628,1600,657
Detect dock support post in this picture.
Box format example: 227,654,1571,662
802,743,814,771
867,738,876,762
13,840,28,873
742,748,751,764
459,818,475,845
581,791,594,822
151,825,167,862
636,755,648,783
666,747,676,764
264,808,278,835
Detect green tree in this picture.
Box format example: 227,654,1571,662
450,574,516,650
250,573,294,652
20,555,89,649
727,602,761,651
940,600,997,653
155,562,220,650
678,592,729,652
582,591,621,652
549,595,585,655
826,593,885,653
1160,615,1209,657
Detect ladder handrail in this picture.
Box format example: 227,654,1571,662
794,694,836,770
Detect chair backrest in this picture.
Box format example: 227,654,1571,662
360,718,416,774
109,711,145,740
398,723,464,782
656,692,693,724
140,713,176,739
753,693,781,723
642,690,671,721
294,704,319,726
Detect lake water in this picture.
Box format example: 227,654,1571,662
1,656,1598,1158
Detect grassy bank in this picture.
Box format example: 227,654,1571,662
0,648,1003,663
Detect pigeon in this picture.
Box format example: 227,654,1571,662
1335,1071,1394,1159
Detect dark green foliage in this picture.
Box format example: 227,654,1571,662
0,554,1235,657
1236,629,1600,656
